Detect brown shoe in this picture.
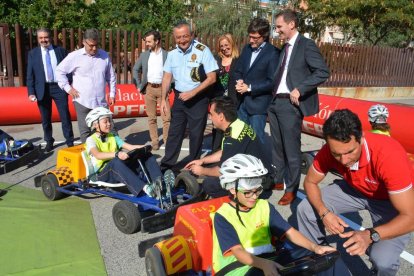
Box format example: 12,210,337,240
273,183,284,190
278,192,296,206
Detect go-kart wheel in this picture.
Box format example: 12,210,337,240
301,152,314,175
174,171,200,196
145,247,166,276
112,200,141,234
41,174,64,201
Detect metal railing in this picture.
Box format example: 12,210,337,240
1,24,414,88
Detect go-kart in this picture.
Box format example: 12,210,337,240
140,197,340,276
0,140,41,174
34,144,203,234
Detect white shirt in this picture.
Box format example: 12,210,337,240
41,46,58,82
276,31,299,94
250,42,266,67
147,49,163,84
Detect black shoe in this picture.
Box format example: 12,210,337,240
67,142,74,147
45,142,54,152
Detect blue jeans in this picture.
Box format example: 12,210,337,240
237,102,267,144
97,155,162,196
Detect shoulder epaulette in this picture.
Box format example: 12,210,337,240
195,44,206,51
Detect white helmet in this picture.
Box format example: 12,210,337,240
368,104,389,124
220,154,268,190
85,107,113,128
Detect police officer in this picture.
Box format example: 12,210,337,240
160,21,218,171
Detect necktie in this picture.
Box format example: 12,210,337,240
45,48,54,82
273,43,290,96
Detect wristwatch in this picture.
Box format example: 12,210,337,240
367,228,381,243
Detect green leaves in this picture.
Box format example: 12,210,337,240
302,0,414,46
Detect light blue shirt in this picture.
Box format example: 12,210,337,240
41,46,58,82
164,40,218,92
250,42,266,67
56,48,116,109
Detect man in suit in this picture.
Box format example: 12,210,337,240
233,18,279,144
268,9,330,205
133,30,170,150
27,28,74,152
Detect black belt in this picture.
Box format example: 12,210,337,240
274,93,290,99
147,82,161,88
45,82,58,85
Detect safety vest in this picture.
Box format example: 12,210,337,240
370,129,391,136
212,199,274,275
90,133,119,172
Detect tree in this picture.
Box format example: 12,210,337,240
18,0,96,29
92,0,186,31
300,0,414,47
189,0,264,38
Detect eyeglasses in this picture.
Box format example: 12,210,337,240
174,34,191,40
84,40,98,49
249,34,262,40
238,186,264,198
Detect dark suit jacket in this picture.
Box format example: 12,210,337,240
276,34,330,116
132,49,168,93
233,43,279,115
27,45,68,101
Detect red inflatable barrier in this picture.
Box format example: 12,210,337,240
303,94,414,154
0,84,174,125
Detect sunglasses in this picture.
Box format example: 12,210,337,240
238,186,264,198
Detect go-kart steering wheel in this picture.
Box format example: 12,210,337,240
126,145,152,160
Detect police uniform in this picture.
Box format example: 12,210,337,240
203,119,272,198
161,40,218,170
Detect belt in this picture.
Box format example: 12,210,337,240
274,93,290,99
45,82,58,85
147,82,161,88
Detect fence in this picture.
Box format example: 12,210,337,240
1,24,414,87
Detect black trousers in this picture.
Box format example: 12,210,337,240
161,92,208,170
268,98,303,193
37,83,74,144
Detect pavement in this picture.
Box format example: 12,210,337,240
1,97,414,275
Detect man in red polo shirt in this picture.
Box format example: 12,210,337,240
297,109,414,275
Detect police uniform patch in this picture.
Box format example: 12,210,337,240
195,44,206,51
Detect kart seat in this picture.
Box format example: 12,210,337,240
81,150,125,188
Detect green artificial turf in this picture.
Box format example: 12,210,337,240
0,183,106,275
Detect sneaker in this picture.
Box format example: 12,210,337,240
163,169,175,192
10,139,29,151
143,183,156,198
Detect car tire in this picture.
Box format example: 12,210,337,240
301,152,314,175
174,171,200,196
145,247,166,276
41,174,64,201
112,200,141,234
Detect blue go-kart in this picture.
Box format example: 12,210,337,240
1,139,41,175
34,144,203,234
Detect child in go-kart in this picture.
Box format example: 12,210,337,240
368,104,391,136
85,107,168,197
212,154,343,276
